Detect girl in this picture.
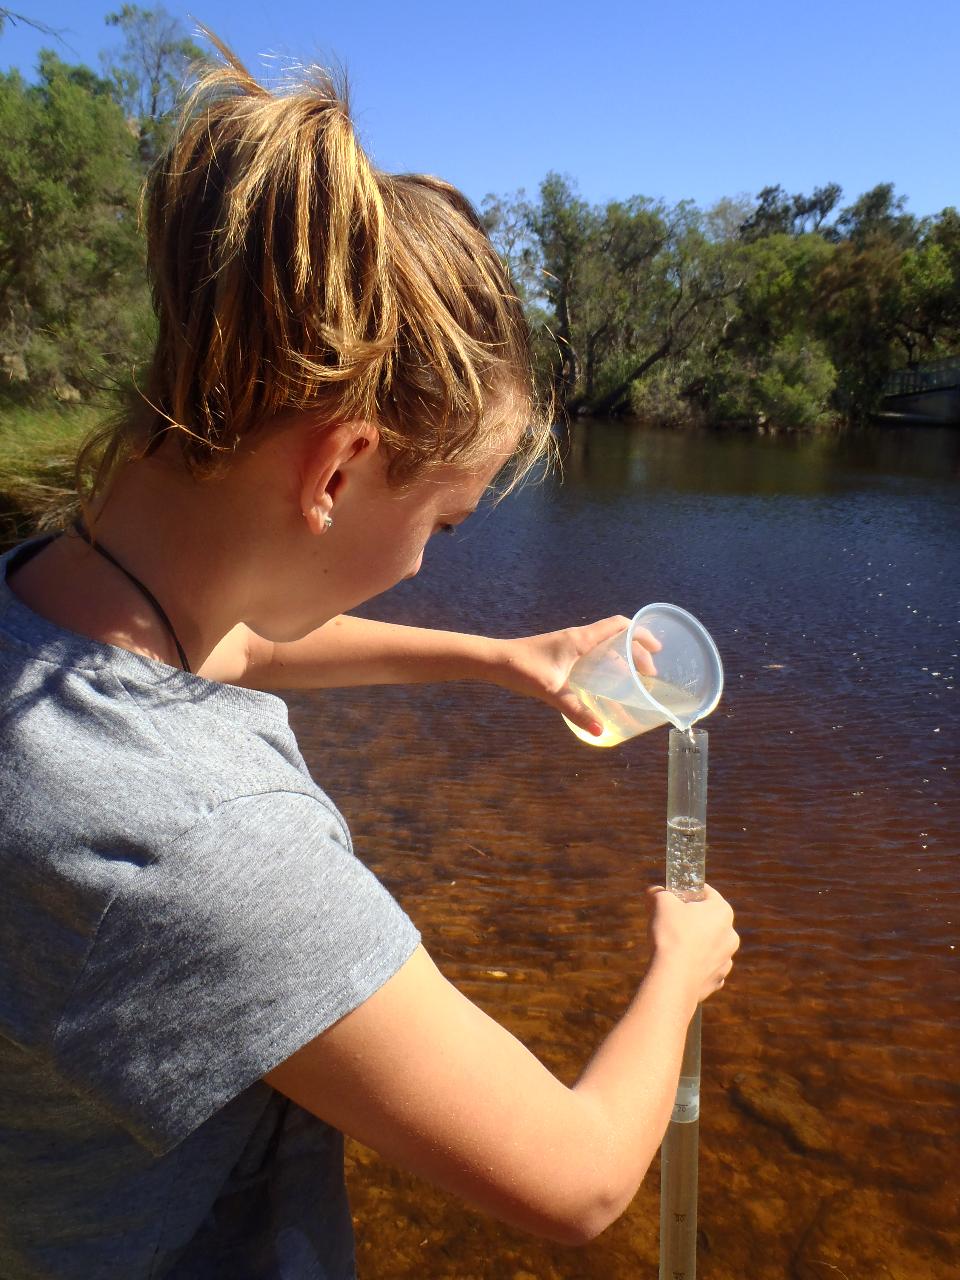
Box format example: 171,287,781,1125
0,37,738,1280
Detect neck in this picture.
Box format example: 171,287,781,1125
10,444,278,678
72,517,193,671
85,453,254,673
10,417,363,674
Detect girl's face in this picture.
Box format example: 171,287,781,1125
328,450,506,611
253,438,515,643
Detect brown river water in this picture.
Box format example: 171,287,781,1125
287,421,959,1280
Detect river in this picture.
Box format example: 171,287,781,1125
287,420,959,1280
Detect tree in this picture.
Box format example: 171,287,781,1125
814,237,907,419
693,231,838,426
102,5,202,158
524,173,593,403
0,52,148,394
705,334,838,429
703,195,755,243
480,189,539,304
739,183,842,241
584,204,744,416
509,178,745,416
928,207,960,336
722,232,836,349
0,8,60,38
834,183,917,248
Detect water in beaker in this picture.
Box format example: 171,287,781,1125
565,672,702,747
564,603,723,747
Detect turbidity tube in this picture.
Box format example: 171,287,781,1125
659,727,708,1280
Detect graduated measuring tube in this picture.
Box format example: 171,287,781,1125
562,605,721,1279
659,727,708,1280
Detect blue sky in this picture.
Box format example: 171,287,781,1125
2,0,958,219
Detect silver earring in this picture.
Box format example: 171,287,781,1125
323,514,334,530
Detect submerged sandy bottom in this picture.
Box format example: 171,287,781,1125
292,672,957,1279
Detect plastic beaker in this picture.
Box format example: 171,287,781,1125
564,603,723,747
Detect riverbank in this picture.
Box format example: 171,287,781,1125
0,403,98,550
1,400,955,554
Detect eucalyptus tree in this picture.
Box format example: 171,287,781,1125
0,53,146,393
928,207,960,336
700,231,839,427
486,177,746,416
0,8,60,37
834,182,917,248
524,173,593,403
584,202,745,417
102,4,202,159
739,183,842,241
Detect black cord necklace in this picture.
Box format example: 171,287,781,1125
71,519,192,674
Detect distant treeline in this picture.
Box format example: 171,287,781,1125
482,179,960,428
2,7,960,430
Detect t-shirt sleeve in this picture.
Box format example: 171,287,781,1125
50,789,420,1156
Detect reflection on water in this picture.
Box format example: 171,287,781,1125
288,421,959,1279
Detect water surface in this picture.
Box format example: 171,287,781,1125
288,421,959,1279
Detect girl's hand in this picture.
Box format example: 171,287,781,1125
646,883,739,1005
490,616,661,737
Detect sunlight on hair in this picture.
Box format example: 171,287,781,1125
77,28,553,505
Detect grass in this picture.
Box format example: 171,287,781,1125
0,401,102,551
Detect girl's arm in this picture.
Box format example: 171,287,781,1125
225,613,658,736
266,885,737,1244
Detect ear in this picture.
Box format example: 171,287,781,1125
299,421,380,535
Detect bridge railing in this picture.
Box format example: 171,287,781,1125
883,356,960,397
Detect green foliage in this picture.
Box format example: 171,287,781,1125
928,208,960,333
485,180,746,417
730,233,836,344
628,364,699,427
0,52,151,400
485,173,960,427
834,183,917,248
814,237,910,421
3,11,960,461
708,336,837,429
102,5,203,160
480,188,540,307
739,183,842,241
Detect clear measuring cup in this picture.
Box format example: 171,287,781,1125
564,603,723,747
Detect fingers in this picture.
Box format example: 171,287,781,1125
580,615,632,650
630,625,661,677
579,616,662,654
713,957,735,993
555,686,603,737
646,881,739,1002
647,881,726,906
632,625,662,653
701,882,736,919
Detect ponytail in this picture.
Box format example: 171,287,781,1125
78,32,549,500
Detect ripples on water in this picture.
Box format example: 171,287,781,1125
289,422,959,1279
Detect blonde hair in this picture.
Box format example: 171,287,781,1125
80,34,551,497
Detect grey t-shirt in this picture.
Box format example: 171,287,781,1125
0,538,421,1279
